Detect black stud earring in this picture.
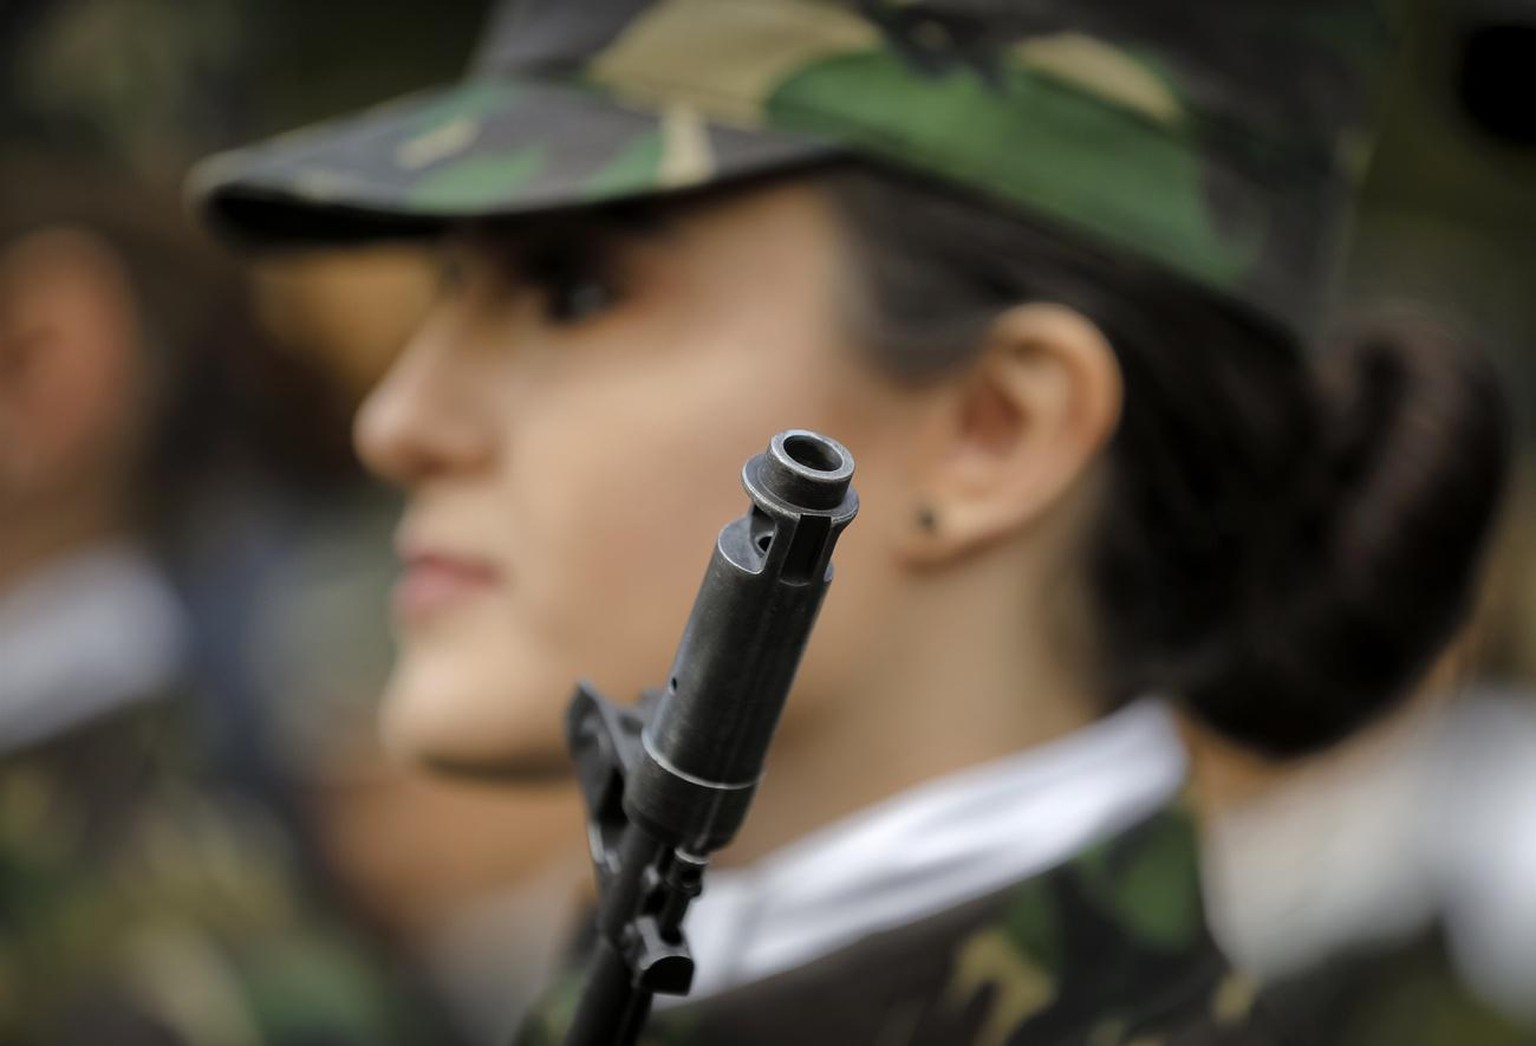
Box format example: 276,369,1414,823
915,505,939,534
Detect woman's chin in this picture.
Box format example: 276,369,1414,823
376,667,573,782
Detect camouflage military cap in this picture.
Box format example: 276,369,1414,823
191,0,1392,333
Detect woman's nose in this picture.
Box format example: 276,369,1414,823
354,318,495,487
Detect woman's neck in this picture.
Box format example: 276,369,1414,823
720,548,1099,866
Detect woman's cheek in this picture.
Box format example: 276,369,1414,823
528,410,750,696
380,605,570,766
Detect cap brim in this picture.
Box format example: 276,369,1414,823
191,77,840,249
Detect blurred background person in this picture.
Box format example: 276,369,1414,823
0,145,460,1044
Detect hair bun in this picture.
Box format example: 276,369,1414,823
1188,312,1511,755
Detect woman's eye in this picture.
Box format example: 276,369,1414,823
526,244,622,325
545,271,619,324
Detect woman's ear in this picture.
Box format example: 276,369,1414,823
899,303,1122,566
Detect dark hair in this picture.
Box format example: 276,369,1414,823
823,163,1510,757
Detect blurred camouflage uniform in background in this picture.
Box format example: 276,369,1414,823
0,3,462,1042
0,696,440,1044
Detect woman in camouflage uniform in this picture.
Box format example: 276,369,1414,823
194,1,1516,1042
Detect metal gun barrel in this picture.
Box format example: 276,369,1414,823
562,430,858,1046
625,429,858,852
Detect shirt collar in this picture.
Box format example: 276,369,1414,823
0,542,187,755
678,698,1189,999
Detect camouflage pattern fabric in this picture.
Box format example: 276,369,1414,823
0,695,447,1045
1263,934,1536,1046
191,0,1392,337
514,800,1536,1045
515,805,1283,1046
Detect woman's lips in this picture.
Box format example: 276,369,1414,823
394,552,501,621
